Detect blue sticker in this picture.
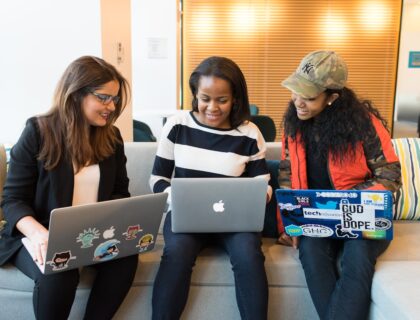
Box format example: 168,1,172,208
93,239,120,261
315,201,336,209
285,224,303,236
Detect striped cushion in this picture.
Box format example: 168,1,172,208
392,138,420,220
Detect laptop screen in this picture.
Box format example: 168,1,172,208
275,189,393,240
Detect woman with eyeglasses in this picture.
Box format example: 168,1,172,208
0,56,138,319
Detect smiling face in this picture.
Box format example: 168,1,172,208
291,91,338,120
193,75,234,129
82,80,120,127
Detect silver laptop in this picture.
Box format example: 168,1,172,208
22,193,167,274
171,178,268,233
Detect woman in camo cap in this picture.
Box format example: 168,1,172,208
277,50,401,320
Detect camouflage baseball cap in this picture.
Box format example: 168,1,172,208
281,50,348,99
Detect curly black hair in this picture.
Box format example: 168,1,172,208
283,87,388,163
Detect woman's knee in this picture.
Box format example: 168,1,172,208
161,239,200,266
226,235,265,266
35,269,79,291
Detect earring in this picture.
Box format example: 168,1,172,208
328,102,332,106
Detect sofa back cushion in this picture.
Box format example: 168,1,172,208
392,138,420,220
0,144,6,220
125,142,157,196
263,160,280,238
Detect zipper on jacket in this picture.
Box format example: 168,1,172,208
296,142,302,188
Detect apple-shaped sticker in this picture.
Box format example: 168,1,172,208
103,226,115,239
213,200,225,213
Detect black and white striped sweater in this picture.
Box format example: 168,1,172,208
149,111,272,198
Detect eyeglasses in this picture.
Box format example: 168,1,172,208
90,91,120,105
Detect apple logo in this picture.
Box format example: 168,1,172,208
213,200,225,213
103,226,115,239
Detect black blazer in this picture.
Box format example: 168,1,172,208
0,118,130,265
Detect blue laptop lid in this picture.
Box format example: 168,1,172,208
275,189,393,240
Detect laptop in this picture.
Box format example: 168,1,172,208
275,189,393,240
22,193,167,274
171,178,268,233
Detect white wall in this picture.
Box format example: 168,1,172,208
394,1,420,137
131,0,179,139
0,0,101,145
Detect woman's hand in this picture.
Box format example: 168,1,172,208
16,216,49,265
30,229,49,265
277,232,299,249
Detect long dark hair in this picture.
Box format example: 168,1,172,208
283,87,388,162
189,56,250,129
37,56,130,171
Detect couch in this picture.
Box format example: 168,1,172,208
0,139,419,320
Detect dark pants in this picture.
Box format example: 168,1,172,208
299,237,390,320
152,212,268,320
13,246,138,320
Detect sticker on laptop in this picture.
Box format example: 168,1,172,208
93,239,120,261
46,251,77,271
301,224,334,237
279,203,301,211
374,218,392,231
122,224,143,240
340,199,375,231
335,224,358,239
315,201,337,210
285,224,303,237
295,196,311,207
103,226,116,239
361,192,386,210
303,207,342,220
76,227,101,248
136,234,154,252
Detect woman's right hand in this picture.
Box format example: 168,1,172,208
277,232,299,249
30,229,49,265
16,216,49,265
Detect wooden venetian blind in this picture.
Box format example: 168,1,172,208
182,0,402,140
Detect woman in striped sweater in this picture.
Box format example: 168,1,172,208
150,56,271,320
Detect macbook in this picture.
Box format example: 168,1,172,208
22,193,167,274
275,189,393,240
171,178,268,233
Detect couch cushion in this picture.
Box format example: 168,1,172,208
378,221,420,261
0,144,6,221
264,160,280,238
371,261,420,319
125,142,157,196
391,138,420,220
134,236,306,287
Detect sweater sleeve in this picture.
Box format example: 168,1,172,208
149,116,176,193
352,115,401,193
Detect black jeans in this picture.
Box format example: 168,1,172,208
13,245,138,320
299,237,390,320
152,212,268,320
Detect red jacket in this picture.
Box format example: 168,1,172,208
276,115,401,233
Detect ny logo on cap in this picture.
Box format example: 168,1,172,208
301,62,314,74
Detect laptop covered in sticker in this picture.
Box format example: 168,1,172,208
22,193,167,274
171,178,268,233
275,189,393,240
